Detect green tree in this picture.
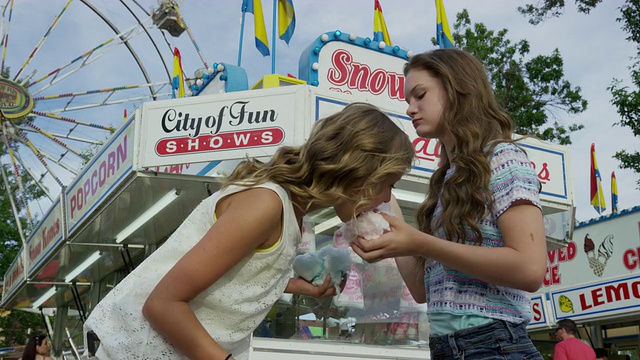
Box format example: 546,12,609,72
448,10,587,145
0,164,48,348
518,0,640,187
518,0,603,25
608,0,640,188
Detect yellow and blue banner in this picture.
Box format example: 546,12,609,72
435,0,455,49
373,0,392,45
611,171,618,214
242,0,270,56
278,0,296,45
590,143,606,214
172,47,185,99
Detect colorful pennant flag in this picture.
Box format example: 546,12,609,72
172,47,185,99
278,0,296,45
435,0,455,49
373,0,392,45
611,171,618,214
242,0,270,56
590,143,606,214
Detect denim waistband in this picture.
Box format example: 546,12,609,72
428,320,527,355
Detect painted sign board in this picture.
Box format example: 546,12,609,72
313,40,407,109
528,295,550,329
26,198,63,276
539,210,640,291
311,89,571,204
551,273,640,322
65,119,135,234
2,249,25,303
137,86,307,168
532,208,640,323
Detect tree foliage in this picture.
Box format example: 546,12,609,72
518,0,640,187
518,0,603,25
608,0,640,188
0,164,48,348
449,10,587,145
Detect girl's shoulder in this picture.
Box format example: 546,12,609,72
489,142,530,163
490,141,523,154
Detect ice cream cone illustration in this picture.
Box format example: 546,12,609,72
584,233,614,277
597,234,614,265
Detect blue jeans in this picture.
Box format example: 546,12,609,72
428,320,543,360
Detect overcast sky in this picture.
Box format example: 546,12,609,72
7,0,639,222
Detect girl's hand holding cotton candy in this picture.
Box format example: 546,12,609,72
340,204,394,243
351,212,426,263
292,246,352,292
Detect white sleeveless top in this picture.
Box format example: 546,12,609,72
84,182,300,360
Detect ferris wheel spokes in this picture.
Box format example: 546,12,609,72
22,121,84,158
12,151,54,201
0,0,14,75
31,110,115,132
11,129,65,187
17,126,104,146
27,17,155,94
33,81,172,113
12,0,74,81
1,125,35,230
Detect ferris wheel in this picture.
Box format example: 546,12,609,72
0,0,208,240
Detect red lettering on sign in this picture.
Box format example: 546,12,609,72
532,301,542,322
326,49,405,101
624,247,640,270
155,128,285,156
578,280,640,310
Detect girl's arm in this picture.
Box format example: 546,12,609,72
352,200,546,292
388,196,425,303
142,188,284,360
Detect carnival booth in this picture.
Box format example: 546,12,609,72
2,31,576,359
528,207,640,359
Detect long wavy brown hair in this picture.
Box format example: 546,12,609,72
404,49,515,244
223,102,415,218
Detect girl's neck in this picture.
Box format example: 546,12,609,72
290,195,324,227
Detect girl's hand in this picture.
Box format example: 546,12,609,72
285,276,337,299
350,213,423,262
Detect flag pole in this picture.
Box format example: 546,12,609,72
271,0,277,74
238,6,247,66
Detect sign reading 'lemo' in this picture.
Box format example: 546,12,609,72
139,89,299,168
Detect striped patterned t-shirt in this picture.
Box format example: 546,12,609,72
425,142,542,328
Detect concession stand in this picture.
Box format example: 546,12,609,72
529,207,640,359
2,31,576,359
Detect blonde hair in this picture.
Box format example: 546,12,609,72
404,49,515,244
223,102,415,217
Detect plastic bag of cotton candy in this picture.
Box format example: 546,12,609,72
341,202,394,242
293,246,352,291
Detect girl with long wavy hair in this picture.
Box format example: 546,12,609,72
83,102,415,360
352,49,547,359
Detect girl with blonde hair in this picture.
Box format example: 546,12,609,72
83,102,415,360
